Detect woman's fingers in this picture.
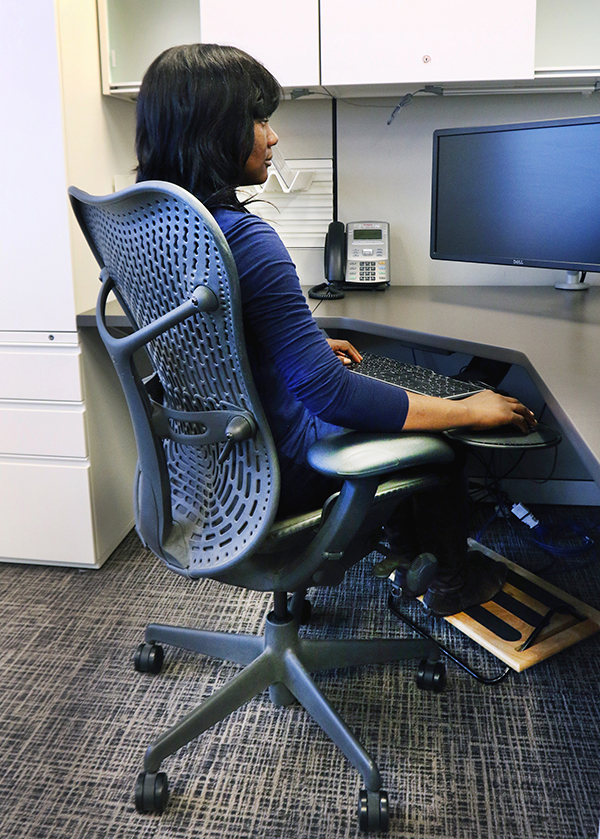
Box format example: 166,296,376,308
326,338,363,364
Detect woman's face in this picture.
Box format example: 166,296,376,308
241,120,279,185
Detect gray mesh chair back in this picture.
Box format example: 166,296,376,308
69,181,279,581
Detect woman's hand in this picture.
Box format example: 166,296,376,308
403,389,537,434
326,338,363,366
460,390,537,434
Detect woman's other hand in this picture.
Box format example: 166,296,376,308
326,338,363,366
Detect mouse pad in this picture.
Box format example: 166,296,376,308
444,422,561,450
437,540,600,672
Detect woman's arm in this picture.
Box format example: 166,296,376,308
324,336,537,434
218,212,536,436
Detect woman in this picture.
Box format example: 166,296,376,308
135,43,537,615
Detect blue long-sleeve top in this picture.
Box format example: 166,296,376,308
212,208,409,470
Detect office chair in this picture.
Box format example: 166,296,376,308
69,181,455,833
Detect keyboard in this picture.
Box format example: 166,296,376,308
348,353,487,400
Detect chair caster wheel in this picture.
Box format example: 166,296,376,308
357,789,390,833
417,658,446,693
134,642,164,674
135,771,169,813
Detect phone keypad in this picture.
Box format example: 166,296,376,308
360,264,377,279
347,260,388,283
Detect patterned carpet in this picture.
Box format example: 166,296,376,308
1,502,599,839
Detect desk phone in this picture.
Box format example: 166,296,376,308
345,221,390,286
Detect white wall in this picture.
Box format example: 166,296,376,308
270,91,600,287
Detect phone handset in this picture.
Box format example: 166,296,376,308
324,220,346,286
308,221,346,300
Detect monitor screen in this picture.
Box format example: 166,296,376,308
430,115,600,278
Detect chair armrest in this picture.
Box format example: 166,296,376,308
307,431,454,478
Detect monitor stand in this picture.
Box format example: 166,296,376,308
555,269,590,290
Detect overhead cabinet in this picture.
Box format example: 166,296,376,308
98,0,600,96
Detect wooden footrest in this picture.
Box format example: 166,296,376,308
439,540,600,672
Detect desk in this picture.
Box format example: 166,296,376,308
304,285,600,490
80,285,600,491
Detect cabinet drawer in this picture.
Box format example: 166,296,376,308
0,402,87,457
0,457,95,566
0,345,82,401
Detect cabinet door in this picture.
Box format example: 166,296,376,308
200,0,320,88
321,0,536,86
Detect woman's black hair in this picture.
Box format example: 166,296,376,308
135,43,282,209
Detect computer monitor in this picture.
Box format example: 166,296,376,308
430,115,600,290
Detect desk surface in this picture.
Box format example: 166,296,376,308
79,285,600,489
304,285,600,489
